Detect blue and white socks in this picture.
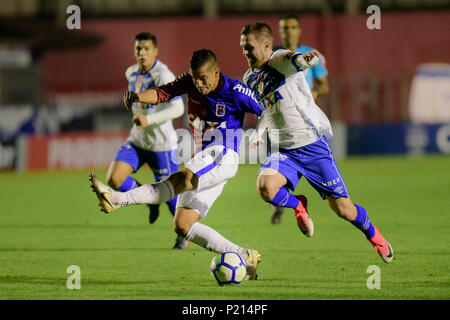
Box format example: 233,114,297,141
351,204,375,239
116,176,140,192
267,187,299,208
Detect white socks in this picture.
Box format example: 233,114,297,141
111,179,175,208
185,222,248,260
109,180,250,260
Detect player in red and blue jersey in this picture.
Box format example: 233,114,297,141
90,49,263,280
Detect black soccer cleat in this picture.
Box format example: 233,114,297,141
173,235,189,250
148,204,160,224
271,205,284,224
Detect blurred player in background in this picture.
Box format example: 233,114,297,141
276,14,329,100
90,49,264,279
106,32,187,249
270,14,330,224
240,22,393,263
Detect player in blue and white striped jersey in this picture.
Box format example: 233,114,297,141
106,32,186,249
240,22,393,263
270,14,330,223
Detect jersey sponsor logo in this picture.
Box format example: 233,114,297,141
215,103,226,117
232,83,258,103
322,178,341,187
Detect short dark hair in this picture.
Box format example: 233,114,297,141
189,49,217,71
134,32,157,47
240,22,273,42
279,14,300,24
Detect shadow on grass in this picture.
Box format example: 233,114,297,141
0,247,171,252
0,224,151,229
0,275,159,286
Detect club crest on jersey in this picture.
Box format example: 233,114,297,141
135,74,144,93
215,103,226,117
257,74,264,97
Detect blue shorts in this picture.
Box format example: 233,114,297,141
259,136,349,199
114,142,178,182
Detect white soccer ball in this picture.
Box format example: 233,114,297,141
209,252,247,286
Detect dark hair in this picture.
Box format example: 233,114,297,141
279,14,300,24
240,22,273,42
189,49,217,70
134,32,157,47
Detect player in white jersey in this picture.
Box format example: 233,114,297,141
270,13,330,224
106,32,187,249
240,22,394,263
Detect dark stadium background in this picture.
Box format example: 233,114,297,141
1,0,449,170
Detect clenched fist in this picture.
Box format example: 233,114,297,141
296,51,319,70
123,90,139,110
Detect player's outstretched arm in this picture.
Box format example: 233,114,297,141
270,50,320,77
137,98,184,128
138,88,158,105
123,89,159,110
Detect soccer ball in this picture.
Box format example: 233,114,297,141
209,252,247,286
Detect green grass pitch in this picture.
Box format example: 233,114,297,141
0,155,449,300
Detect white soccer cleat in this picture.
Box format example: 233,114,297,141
89,172,116,213
244,249,261,280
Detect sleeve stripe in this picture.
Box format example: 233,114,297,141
290,52,303,72
168,96,182,103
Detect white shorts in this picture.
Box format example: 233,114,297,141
176,145,239,219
